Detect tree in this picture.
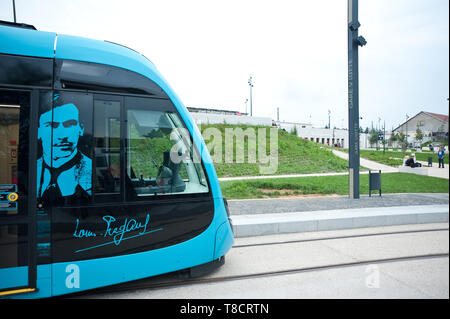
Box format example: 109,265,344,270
368,128,378,148
396,132,407,152
389,132,397,146
415,125,423,146
291,125,298,136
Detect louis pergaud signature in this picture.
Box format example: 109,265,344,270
73,213,162,253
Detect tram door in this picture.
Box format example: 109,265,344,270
0,89,38,295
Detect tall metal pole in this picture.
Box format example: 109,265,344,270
248,75,253,117
405,114,409,146
12,0,17,23
347,0,366,199
328,109,331,129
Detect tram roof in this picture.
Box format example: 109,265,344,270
0,21,186,123
0,22,208,188
1,21,158,76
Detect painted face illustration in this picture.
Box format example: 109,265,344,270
38,103,84,168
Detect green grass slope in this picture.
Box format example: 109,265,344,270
220,173,449,199
199,123,348,177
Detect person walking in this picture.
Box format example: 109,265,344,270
437,146,445,168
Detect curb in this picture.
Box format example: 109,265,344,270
231,204,449,238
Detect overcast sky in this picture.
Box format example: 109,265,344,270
1,0,448,131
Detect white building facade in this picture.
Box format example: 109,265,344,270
392,111,448,147
187,107,370,149
275,121,369,149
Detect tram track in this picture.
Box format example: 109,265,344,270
77,227,449,297
80,252,449,297
232,227,450,248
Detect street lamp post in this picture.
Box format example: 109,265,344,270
248,75,253,117
347,0,367,199
405,114,409,147
12,0,17,23
328,109,331,129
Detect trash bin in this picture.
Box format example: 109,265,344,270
428,157,433,167
369,170,381,197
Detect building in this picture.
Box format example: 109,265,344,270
187,107,370,149
275,121,370,149
392,111,449,146
188,107,272,127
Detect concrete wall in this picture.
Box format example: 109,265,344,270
189,111,370,149
191,112,273,127
277,122,369,149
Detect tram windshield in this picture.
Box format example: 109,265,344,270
90,98,209,199
125,107,209,197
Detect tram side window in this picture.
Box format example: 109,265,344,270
0,54,53,88
93,99,121,201
125,97,209,199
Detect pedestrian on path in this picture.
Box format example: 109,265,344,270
438,146,445,168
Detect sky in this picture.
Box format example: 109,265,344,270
1,0,448,131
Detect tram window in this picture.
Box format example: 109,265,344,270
0,90,30,269
125,97,209,199
93,99,121,201
56,59,166,97
0,54,53,87
0,224,28,268
0,90,30,218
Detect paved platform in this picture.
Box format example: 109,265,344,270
417,161,449,179
228,193,449,237
228,193,449,215
231,204,449,237
398,166,428,176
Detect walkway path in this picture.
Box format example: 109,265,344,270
228,193,449,215
417,160,449,179
218,149,397,182
331,149,399,172
218,149,448,181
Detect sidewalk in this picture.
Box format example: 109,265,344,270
218,149,400,182
229,193,449,237
332,149,399,173
417,161,449,179
333,149,449,179
231,204,448,237
217,150,449,182
228,193,449,215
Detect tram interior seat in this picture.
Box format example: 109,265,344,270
95,154,120,193
130,151,185,195
157,151,186,193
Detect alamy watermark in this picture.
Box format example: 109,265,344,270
365,264,380,289
169,123,279,175
65,263,80,289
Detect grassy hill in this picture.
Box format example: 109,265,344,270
219,173,449,199
199,123,349,177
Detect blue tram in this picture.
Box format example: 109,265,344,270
0,20,234,298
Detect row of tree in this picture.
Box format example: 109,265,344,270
368,125,424,150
